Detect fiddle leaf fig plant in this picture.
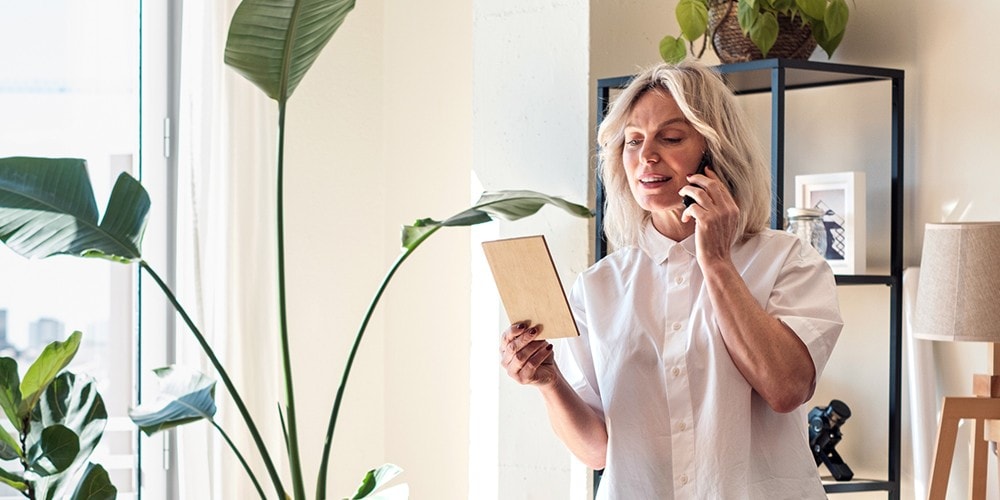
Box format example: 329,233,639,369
0,331,117,500
0,0,593,497
659,0,849,64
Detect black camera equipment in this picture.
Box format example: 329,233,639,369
808,399,854,481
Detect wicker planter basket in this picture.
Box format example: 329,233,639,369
708,1,817,63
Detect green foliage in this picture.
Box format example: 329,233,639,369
660,0,850,63
676,0,709,41
0,358,22,437
70,463,118,500
0,334,115,499
0,158,150,263
224,0,357,103
20,332,82,420
349,464,402,499
27,425,80,477
401,191,593,250
129,366,217,436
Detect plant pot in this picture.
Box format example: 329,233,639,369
708,1,818,63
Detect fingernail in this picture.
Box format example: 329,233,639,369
528,327,538,336
546,344,553,351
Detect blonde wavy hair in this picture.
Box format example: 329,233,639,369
597,61,771,249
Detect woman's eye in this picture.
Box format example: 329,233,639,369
661,136,682,144
625,139,641,147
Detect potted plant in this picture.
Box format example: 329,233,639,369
0,332,117,499
659,0,849,64
0,1,592,499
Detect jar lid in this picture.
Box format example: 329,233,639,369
786,207,825,219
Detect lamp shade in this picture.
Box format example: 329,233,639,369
913,222,1000,342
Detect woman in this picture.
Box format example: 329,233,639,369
500,61,843,499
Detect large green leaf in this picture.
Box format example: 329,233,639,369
401,190,592,250
0,357,22,431
128,365,217,436
794,0,826,20
0,467,26,493
26,424,80,477
19,332,81,420
676,0,708,42
69,463,117,500
0,426,20,461
0,158,150,263
34,374,108,469
659,35,687,64
824,0,848,37
224,0,356,102
30,373,110,500
737,0,758,35
748,11,779,56
812,18,846,57
351,463,402,499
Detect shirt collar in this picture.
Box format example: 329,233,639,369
639,219,696,264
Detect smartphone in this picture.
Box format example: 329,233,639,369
682,152,712,208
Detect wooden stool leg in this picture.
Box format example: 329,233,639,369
972,418,989,500
929,400,961,500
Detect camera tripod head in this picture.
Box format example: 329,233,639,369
808,399,854,481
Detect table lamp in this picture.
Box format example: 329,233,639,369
913,222,1000,500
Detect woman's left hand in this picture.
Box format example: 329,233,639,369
680,167,740,267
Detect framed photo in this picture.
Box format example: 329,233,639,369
794,172,866,274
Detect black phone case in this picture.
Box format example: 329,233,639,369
683,153,711,207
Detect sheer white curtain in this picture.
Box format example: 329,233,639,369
174,1,282,498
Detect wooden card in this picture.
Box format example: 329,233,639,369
481,235,579,340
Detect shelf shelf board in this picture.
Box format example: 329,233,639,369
822,477,894,493
716,59,904,95
597,59,905,96
835,274,896,286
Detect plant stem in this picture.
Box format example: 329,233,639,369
314,225,441,499
208,418,267,500
19,421,31,500
276,99,307,500
138,260,286,499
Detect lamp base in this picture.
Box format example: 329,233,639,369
928,374,1000,500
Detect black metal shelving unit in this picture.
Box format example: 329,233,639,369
594,59,904,499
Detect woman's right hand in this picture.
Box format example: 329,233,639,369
500,322,557,386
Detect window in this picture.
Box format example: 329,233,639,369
0,1,169,497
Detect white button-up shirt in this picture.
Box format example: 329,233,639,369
559,222,843,499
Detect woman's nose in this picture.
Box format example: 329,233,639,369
640,142,660,164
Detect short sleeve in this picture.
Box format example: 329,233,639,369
555,276,605,419
767,239,844,379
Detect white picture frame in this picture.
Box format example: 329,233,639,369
794,172,866,275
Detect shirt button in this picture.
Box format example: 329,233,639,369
679,474,689,485
671,367,681,377
678,421,687,431
671,322,682,331
674,276,684,285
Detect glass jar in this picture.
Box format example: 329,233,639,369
786,207,827,256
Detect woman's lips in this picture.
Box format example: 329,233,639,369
638,175,671,187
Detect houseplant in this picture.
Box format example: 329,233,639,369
0,331,116,499
659,0,849,64
0,1,592,499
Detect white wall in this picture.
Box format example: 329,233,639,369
284,0,474,498
284,0,387,496
381,0,473,499
471,1,592,498
281,0,1000,498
